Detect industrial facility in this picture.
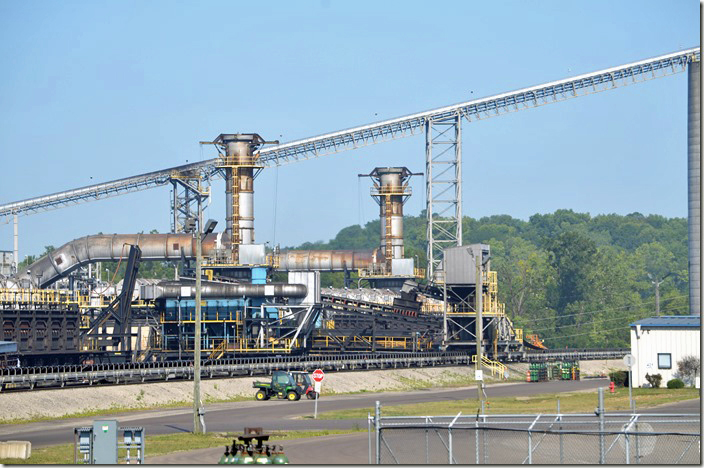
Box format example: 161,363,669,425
0,47,699,374
0,134,524,365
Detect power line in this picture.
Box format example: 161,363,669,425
521,293,688,324
529,303,690,333
547,325,632,341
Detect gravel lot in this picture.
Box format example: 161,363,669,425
0,360,624,422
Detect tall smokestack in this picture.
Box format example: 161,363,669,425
361,167,419,272
214,133,265,263
687,60,700,315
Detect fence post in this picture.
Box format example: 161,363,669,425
623,414,639,465
598,387,605,464
368,412,372,465
635,421,640,464
448,427,453,464
448,412,461,465
425,417,429,465
375,401,381,464
527,414,541,465
483,414,488,464
558,399,564,464
475,418,480,464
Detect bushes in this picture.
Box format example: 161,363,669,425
667,378,685,389
609,370,629,387
676,356,700,387
645,373,662,388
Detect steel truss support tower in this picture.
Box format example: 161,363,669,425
170,174,209,234
425,115,462,279
687,59,700,315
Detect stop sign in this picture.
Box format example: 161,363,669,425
312,369,325,383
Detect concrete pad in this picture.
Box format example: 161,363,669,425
0,440,32,459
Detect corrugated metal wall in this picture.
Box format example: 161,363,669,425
631,327,700,387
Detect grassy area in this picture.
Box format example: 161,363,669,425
312,387,700,419
0,429,366,465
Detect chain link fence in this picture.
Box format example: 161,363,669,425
369,409,700,464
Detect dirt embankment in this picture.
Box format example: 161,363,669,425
0,360,623,422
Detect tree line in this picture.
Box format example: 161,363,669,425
285,209,689,349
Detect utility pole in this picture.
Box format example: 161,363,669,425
192,181,215,435
475,249,483,406
193,196,203,434
648,273,671,316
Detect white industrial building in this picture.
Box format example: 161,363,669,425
630,315,701,388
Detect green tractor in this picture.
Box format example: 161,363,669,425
253,370,304,401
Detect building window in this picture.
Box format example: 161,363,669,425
658,353,672,369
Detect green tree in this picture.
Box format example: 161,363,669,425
634,242,677,316
544,231,597,317
489,237,550,322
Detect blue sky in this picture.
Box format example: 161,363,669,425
0,0,699,259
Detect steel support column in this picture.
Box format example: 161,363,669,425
426,114,462,279
170,176,209,234
687,59,700,315
13,214,18,274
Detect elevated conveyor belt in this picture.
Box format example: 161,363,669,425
0,48,698,219
0,349,630,392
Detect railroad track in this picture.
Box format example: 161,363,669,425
0,349,628,392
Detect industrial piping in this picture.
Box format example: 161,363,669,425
143,280,307,299
276,250,376,271
15,232,232,288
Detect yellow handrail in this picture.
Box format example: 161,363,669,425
472,354,508,379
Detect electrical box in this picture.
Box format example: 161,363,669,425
91,420,118,464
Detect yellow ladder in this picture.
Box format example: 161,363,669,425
209,339,227,360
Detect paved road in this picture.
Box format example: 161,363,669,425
148,399,701,465
2,378,699,451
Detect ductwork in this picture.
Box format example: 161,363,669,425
15,232,231,288
277,250,377,271
143,280,307,300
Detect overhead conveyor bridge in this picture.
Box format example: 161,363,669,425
0,47,698,219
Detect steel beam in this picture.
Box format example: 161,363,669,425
0,48,697,219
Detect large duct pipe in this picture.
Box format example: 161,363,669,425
688,60,700,315
15,232,231,288
145,280,307,299
277,250,377,271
